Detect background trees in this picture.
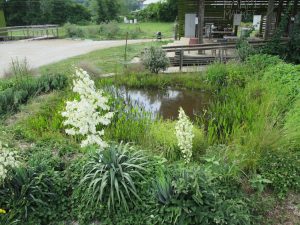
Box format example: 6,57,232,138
134,0,178,22
1,0,177,26
3,0,91,26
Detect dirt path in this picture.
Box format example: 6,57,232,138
0,39,153,77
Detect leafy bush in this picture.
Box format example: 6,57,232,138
153,166,252,225
142,46,169,73
236,38,256,62
99,22,121,39
64,23,85,38
263,63,300,98
0,165,69,224
258,149,300,196
78,143,148,213
245,54,282,74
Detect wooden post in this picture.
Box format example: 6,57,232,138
292,0,299,17
124,32,129,69
264,0,275,40
198,0,205,44
179,50,183,71
234,25,238,36
276,0,285,28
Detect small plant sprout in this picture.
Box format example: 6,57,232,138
0,142,19,183
62,68,114,149
175,107,194,163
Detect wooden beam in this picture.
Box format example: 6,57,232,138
198,0,205,44
276,0,284,27
292,0,299,16
264,0,275,39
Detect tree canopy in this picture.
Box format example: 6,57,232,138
3,0,91,26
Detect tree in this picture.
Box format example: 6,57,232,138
119,0,139,15
3,0,91,26
134,0,178,22
90,0,119,23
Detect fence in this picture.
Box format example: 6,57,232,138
163,39,287,70
0,24,59,41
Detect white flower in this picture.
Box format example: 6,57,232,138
0,142,19,183
175,107,194,163
61,68,114,149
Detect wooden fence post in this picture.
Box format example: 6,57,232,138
179,50,183,71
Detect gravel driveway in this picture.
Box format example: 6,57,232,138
0,39,152,77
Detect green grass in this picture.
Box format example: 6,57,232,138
97,72,210,90
40,41,168,76
7,22,173,41
62,22,173,40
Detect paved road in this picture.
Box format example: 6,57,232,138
0,39,153,77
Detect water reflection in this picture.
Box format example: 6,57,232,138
117,87,212,120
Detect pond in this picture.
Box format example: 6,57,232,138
116,87,213,120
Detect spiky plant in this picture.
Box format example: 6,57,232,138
80,143,148,212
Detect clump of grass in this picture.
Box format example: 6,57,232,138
4,58,32,78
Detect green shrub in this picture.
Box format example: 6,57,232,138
258,149,300,196
64,23,85,38
0,73,68,115
78,143,148,213
153,166,252,225
0,165,69,224
226,62,249,87
99,22,121,39
142,46,169,73
263,63,300,98
245,54,282,74
236,38,256,62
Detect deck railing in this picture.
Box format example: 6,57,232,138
162,39,288,70
0,24,59,41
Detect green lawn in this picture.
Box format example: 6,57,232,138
7,22,173,41
40,41,168,76
62,22,174,40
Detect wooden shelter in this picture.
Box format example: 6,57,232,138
178,0,300,42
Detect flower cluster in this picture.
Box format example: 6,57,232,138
62,68,114,148
175,107,194,163
0,142,19,183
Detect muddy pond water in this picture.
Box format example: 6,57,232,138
116,87,213,120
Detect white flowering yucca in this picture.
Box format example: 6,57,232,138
62,68,114,148
0,142,19,183
175,107,194,163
